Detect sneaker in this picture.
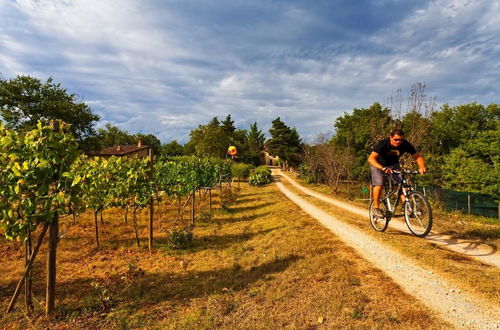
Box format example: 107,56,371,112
373,208,384,218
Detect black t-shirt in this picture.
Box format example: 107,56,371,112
372,138,416,166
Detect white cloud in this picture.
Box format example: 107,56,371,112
1,0,498,143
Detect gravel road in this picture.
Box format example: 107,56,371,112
273,169,500,329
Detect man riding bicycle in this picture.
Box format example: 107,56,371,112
368,128,427,218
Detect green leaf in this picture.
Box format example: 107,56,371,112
72,175,81,186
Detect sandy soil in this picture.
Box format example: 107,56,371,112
273,169,500,329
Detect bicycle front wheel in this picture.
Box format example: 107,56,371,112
369,199,389,232
404,191,433,237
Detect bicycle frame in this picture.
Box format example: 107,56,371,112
382,171,416,217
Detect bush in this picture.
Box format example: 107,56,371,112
231,163,254,181
168,225,194,249
248,166,272,186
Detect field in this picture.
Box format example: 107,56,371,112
0,182,452,329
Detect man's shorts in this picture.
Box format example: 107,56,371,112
370,164,402,186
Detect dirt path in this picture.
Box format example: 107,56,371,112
278,170,500,268
272,169,500,329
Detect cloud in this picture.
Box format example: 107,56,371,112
1,0,498,143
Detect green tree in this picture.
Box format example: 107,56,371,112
428,103,499,155
0,75,100,152
243,122,266,165
97,123,135,148
443,129,500,196
161,140,185,157
135,133,161,156
221,114,236,135
267,117,302,169
331,103,393,180
188,117,228,158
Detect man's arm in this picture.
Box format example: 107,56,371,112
368,152,388,171
412,152,427,174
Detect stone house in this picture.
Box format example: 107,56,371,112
260,150,279,166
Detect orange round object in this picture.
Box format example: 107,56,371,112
228,146,237,156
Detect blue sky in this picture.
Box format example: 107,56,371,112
1,0,499,143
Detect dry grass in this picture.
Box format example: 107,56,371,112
0,183,450,329
279,173,500,307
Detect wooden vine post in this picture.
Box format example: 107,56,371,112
191,191,195,224
148,149,154,252
46,120,59,317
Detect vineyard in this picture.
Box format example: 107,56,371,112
0,121,232,316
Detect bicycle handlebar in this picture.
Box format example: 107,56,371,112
391,170,420,174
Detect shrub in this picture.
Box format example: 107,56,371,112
248,166,272,186
231,163,254,181
168,225,194,249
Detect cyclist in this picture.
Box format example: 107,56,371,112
368,128,427,218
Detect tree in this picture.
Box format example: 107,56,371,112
0,75,100,151
221,114,236,135
97,123,135,148
428,102,499,155
267,117,302,169
135,133,161,156
188,117,228,158
244,122,266,165
161,140,185,157
331,103,393,180
443,129,500,196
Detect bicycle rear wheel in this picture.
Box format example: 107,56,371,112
369,199,389,232
404,191,433,237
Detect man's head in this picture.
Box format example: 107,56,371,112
390,128,405,147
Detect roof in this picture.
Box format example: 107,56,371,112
94,144,150,157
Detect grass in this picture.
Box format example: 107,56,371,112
278,171,500,307
0,183,450,328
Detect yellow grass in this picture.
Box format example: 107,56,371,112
0,183,450,329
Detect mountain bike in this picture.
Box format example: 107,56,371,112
369,170,432,237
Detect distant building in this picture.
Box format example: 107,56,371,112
94,140,150,159
260,150,279,166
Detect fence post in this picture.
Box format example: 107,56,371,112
46,120,59,317
467,195,471,215
148,148,154,252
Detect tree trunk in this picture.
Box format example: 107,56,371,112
46,213,58,317
124,205,129,223
100,209,104,225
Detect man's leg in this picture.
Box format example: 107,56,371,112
373,185,383,208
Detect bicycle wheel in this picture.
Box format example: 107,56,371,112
404,191,433,237
369,199,389,232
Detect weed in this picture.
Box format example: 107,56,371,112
168,225,194,249
200,210,213,222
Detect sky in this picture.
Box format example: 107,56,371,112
0,0,499,143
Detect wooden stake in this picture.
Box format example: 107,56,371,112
191,191,195,224
46,213,59,317
7,223,49,313
148,148,154,252
94,210,99,248
24,233,33,312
